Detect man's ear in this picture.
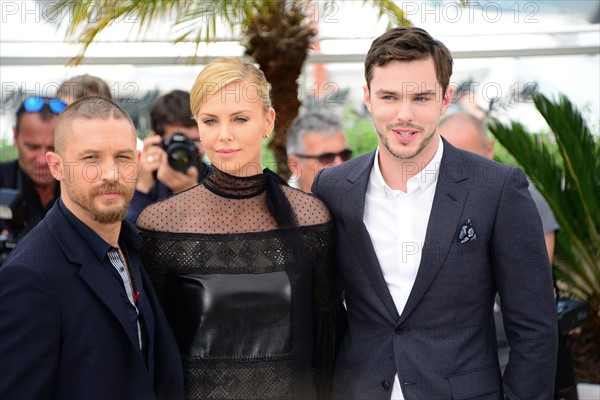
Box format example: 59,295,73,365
441,85,454,115
286,154,303,188
486,137,495,160
287,154,300,175
363,85,373,113
46,152,63,181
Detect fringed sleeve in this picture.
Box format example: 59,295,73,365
137,230,175,306
310,222,348,400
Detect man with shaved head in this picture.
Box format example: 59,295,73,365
0,97,183,400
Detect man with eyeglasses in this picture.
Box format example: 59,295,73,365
126,90,209,223
286,112,352,193
0,96,67,244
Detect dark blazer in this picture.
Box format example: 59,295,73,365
0,202,183,400
312,139,558,399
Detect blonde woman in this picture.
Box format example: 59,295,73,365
137,58,345,399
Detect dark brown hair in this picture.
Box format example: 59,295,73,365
364,27,453,92
150,90,196,137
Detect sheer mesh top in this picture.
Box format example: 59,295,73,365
136,167,331,233
136,167,342,400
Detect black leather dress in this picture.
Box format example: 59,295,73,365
137,167,345,399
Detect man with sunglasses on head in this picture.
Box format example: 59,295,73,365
0,96,67,244
286,112,352,193
126,90,209,223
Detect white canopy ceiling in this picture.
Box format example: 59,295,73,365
1,0,598,137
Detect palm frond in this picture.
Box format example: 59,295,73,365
535,95,600,240
50,0,253,64
365,0,412,27
488,94,600,307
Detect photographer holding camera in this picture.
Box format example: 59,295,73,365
1,97,65,248
126,90,209,223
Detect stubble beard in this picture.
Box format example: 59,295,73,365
377,123,436,161
68,182,132,224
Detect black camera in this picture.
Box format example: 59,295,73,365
557,297,588,336
161,132,198,173
0,188,24,266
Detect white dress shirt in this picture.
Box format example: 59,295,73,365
363,137,444,399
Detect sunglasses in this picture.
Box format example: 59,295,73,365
16,96,68,117
294,149,353,164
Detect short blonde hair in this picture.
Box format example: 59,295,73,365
190,58,272,116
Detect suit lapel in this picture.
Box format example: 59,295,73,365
46,204,144,354
399,140,469,323
79,262,142,351
343,152,400,321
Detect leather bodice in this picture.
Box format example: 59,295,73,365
167,271,292,358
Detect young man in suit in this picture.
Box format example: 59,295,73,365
312,27,558,399
0,96,183,400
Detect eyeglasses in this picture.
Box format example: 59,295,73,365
294,149,353,164
16,96,68,118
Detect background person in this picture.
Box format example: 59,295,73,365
0,96,65,244
57,73,113,104
439,112,558,263
439,111,577,400
137,58,345,399
0,96,183,400
126,90,209,223
312,27,557,399
286,112,352,193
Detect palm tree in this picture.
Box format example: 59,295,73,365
488,94,600,382
50,0,410,177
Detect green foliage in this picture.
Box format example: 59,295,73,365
261,139,277,171
51,0,410,65
488,94,600,311
346,118,378,157
0,139,17,162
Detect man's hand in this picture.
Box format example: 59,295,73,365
136,135,164,194
138,135,199,194
156,156,199,193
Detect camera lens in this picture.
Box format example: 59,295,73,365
168,146,193,172
162,132,198,172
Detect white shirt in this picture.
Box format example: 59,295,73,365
363,138,444,399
